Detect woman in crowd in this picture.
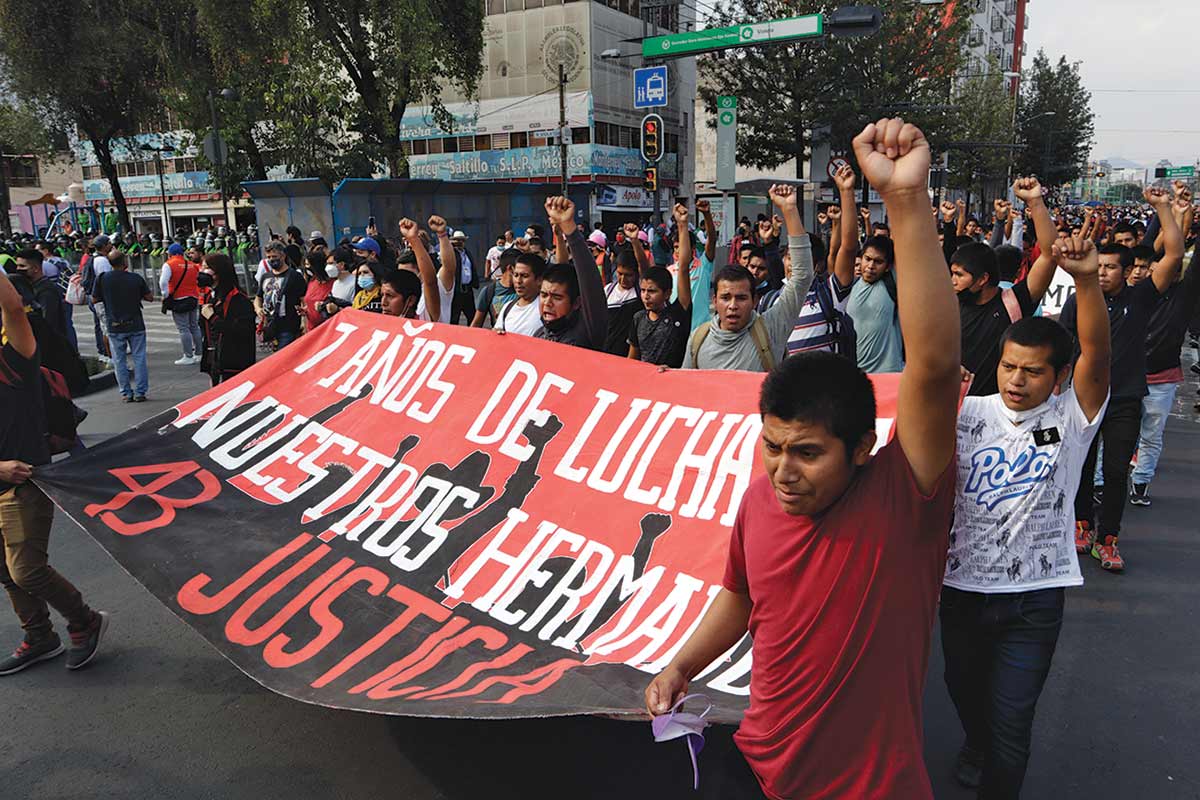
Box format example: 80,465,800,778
199,253,256,386
301,251,333,332
352,260,384,313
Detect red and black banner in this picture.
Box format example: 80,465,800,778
37,311,901,722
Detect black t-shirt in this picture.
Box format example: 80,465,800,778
1145,259,1200,374
961,282,1036,397
95,270,150,334
1060,279,1160,400
0,342,50,491
260,268,305,334
629,300,690,367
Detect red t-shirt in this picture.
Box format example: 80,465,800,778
302,278,334,331
723,438,954,800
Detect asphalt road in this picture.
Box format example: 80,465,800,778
2,327,1198,800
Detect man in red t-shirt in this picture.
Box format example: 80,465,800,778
645,119,962,799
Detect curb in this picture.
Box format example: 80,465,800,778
80,370,118,396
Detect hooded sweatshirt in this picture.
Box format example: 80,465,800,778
534,229,607,350
683,236,812,371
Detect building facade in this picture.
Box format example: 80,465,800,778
3,151,83,235
401,0,697,226
960,0,1029,84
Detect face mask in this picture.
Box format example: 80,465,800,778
325,263,340,279
651,694,712,791
268,258,285,272
357,275,376,290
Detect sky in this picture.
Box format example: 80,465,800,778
1021,1,1200,168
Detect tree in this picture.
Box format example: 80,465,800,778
0,102,57,236
698,0,971,177
945,64,1016,200
258,0,487,178
0,0,184,233
1015,50,1094,187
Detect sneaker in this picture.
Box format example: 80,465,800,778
189,354,203,365
121,395,134,403
1129,483,1151,507
173,355,193,365
953,745,984,789
0,634,65,675
1074,520,1095,554
1091,536,1125,572
66,611,110,670
133,395,147,403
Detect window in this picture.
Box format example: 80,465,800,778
443,137,458,153
525,0,543,8
493,133,511,149
411,139,428,155
1003,25,1015,43
458,135,475,152
619,125,632,148
5,157,40,187
991,10,1003,31
401,141,414,155
486,0,505,13
427,138,444,154
511,131,528,148
117,162,129,177
571,127,590,144
475,134,491,151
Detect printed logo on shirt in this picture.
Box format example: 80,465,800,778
962,444,1053,510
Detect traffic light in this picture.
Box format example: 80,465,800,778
643,167,658,192
640,113,664,163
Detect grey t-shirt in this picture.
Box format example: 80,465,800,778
846,277,904,373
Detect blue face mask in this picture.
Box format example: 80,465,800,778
357,275,376,290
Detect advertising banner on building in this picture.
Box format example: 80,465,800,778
37,314,902,721
84,172,214,202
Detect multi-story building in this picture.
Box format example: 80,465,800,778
959,0,1029,88
3,151,83,235
401,0,697,227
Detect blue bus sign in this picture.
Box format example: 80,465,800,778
634,66,669,109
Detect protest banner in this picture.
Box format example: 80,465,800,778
38,311,901,722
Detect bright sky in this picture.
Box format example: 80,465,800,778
1022,1,1200,168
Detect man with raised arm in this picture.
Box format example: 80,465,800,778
534,197,607,350
682,185,812,372
645,119,961,799
942,235,1111,796
397,217,444,323
1064,186,1184,570
955,176,1059,396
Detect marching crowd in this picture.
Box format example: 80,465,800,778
2,116,1199,799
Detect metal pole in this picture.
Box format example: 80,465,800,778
156,152,171,239
558,63,568,195
208,90,230,228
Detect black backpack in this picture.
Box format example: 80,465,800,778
811,274,858,363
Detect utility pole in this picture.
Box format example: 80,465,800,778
559,63,568,196
155,152,171,239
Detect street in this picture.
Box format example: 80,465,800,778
2,329,1199,800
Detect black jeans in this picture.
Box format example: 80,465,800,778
940,586,1064,800
1074,396,1142,535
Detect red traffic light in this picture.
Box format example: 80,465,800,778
643,167,658,192
641,113,664,163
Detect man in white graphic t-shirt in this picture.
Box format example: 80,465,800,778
942,234,1111,798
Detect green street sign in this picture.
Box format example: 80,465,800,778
716,96,737,191
642,14,823,58
1165,166,1195,178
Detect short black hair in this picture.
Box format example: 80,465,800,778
15,248,41,265
1111,221,1136,238
759,352,877,458
746,245,766,263
808,233,828,271
861,235,895,265
994,245,1022,283
541,264,579,301
330,245,355,267
1129,244,1156,263
872,221,891,233
738,242,755,254
383,268,421,298
713,265,754,295
951,241,997,283
1098,243,1134,270
641,266,672,294
499,246,521,270
1000,316,1073,372
527,236,544,250
526,224,545,239
615,249,640,271
515,252,547,277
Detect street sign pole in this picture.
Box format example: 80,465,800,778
716,96,737,193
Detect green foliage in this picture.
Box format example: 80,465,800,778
698,0,971,174
1015,49,1094,186
944,63,1016,193
0,102,56,159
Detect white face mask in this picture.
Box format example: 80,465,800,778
325,263,339,279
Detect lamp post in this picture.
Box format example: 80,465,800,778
141,143,176,238
206,87,239,230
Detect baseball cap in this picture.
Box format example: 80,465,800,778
308,230,324,241
167,243,185,256
93,234,111,247
353,236,381,256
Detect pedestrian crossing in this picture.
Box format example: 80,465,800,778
73,306,192,360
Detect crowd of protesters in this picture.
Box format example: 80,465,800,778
2,115,1200,800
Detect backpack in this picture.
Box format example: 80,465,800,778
81,257,97,296
811,274,858,362
40,366,87,454
27,307,89,396
689,317,775,372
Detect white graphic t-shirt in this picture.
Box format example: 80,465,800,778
946,387,1108,593
497,298,543,336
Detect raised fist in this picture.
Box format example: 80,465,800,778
1144,186,1171,208
827,205,842,220
757,218,775,241
624,222,640,239
544,196,577,234
398,218,420,240
1051,234,1099,278
427,215,448,236
769,183,798,211
696,198,711,215
673,202,689,225
818,212,828,225
940,200,957,221
851,118,930,197
1173,179,1190,198
1013,177,1044,203
833,163,856,192
860,206,872,221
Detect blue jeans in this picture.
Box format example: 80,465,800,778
87,300,109,357
171,308,203,358
109,331,149,398
276,328,297,348
1130,382,1178,485
940,586,1064,800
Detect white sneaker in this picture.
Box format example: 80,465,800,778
173,356,193,366
188,355,203,365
